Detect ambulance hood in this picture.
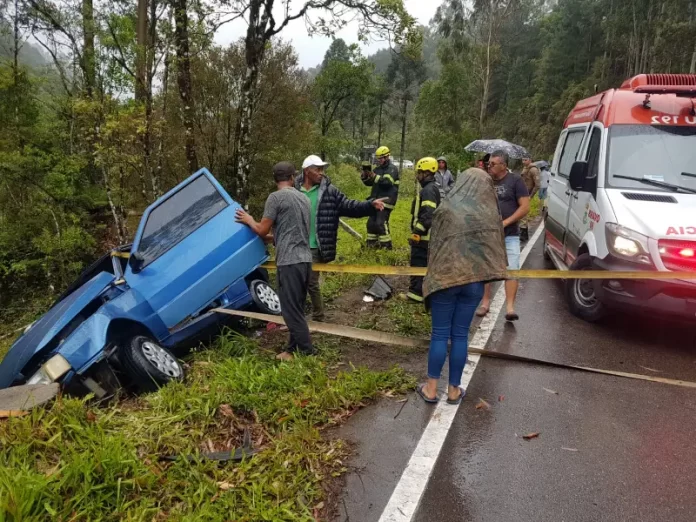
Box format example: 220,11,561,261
605,189,696,240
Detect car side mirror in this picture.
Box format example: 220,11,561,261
569,161,589,191
129,252,145,274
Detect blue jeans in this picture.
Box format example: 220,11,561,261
427,282,485,387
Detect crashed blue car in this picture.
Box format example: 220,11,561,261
0,168,281,396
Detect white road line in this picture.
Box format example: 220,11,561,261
378,223,545,522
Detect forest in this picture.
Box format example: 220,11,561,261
1,0,696,330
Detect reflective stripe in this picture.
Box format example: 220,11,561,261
383,203,395,209
415,222,427,232
379,236,392,242
406,292,424,302
374,175,382,183
421,200,437,209
383,174,396,184
395,180,401,185
385,222,390,235
366,234,378,239
412,193,421,230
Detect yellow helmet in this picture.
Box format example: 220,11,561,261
376,146,390,158
416,157,438,174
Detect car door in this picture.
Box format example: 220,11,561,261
124,168,267,329
546,126,588,261
566,125,603,263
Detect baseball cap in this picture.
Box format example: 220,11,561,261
272,161,296,181
302,155,330,170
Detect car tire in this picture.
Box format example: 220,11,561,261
542,232,553,263
119,336,184,393
249,279,282,315
565,253,606,322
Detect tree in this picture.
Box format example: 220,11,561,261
172,0,197,174
387,46,427,170
312,44,372,159
216,0,418,205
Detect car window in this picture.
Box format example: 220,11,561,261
586,127,602,180
138,175,229,265
558,130,585,178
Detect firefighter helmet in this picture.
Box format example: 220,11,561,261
376,146,390,158
416,157,438,173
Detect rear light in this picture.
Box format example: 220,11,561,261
659,239,696,271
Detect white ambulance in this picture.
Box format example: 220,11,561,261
544,74,696,322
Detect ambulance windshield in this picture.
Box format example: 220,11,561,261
607,125,696,193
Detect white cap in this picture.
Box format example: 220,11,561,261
302,155,330,170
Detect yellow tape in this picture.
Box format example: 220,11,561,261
111,251,131,259
212,308,696,390
262,262,696,280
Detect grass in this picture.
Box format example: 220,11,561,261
0,333,414,521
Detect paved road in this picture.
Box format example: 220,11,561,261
415,235,696,522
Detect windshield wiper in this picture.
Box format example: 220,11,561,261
613,174,696,195
682,172,696,179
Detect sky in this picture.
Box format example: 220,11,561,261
214,0,441,69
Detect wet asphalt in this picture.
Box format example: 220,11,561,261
335,233,696,522
415,236,696,521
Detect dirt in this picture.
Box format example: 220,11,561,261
256,276,427,377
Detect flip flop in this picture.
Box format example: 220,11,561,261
476,306,490,317
416,384,439,404
505,312,520,322
446,388,465,406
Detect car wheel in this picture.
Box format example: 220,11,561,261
120,336,184,393
565,253,606,322
249,279,282,315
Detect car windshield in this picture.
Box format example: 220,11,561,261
607,124,696,192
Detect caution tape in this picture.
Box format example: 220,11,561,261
212,308,696,390
262,262,696,280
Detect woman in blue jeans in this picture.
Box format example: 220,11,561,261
417,168,508,405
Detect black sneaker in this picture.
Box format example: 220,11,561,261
520,228,529,243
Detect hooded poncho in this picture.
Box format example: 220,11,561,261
423,167,508,299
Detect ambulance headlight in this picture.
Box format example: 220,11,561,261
606,223,652,265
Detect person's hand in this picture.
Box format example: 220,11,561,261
372,197,389,211
502,218,511,228
235,208,253,225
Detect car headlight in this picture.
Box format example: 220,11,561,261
605,223,652,265
26,354,71,385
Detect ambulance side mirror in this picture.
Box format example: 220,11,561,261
569,161,589,192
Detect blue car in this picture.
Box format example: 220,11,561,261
0,169,281,396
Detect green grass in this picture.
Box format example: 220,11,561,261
0,333,414,521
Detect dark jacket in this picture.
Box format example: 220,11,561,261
295,174,374,263
410,177,441,244
361,160,400,208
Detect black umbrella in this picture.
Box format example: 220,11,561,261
465,139,529,159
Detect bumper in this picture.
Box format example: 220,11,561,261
592,255,696,320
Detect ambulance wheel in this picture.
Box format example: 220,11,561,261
565,254,606,322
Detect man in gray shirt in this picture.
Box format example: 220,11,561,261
235,161,314,360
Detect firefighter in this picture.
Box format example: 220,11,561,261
403,157,441,303
361,146,400,249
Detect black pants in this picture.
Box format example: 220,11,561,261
366,208,393,248
277,263,314,355
407,244,428,302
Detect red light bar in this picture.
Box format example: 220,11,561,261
620,74,696,96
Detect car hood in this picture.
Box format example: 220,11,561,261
0,272,115,388
605,189,696,240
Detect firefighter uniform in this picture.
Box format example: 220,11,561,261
406,159,441,302
362,147,400,249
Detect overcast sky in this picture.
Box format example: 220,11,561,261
214,1,440,69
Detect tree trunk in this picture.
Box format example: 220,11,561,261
81,0,96,97
156,52,170,182
136,0,148,101
691,41,696,74
173,0,198,174
399,95,408,173
12,0,20,139
232,0,270,205
377,101,384,144
103,167,125,243
144,0,159,197
480,8,494,133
